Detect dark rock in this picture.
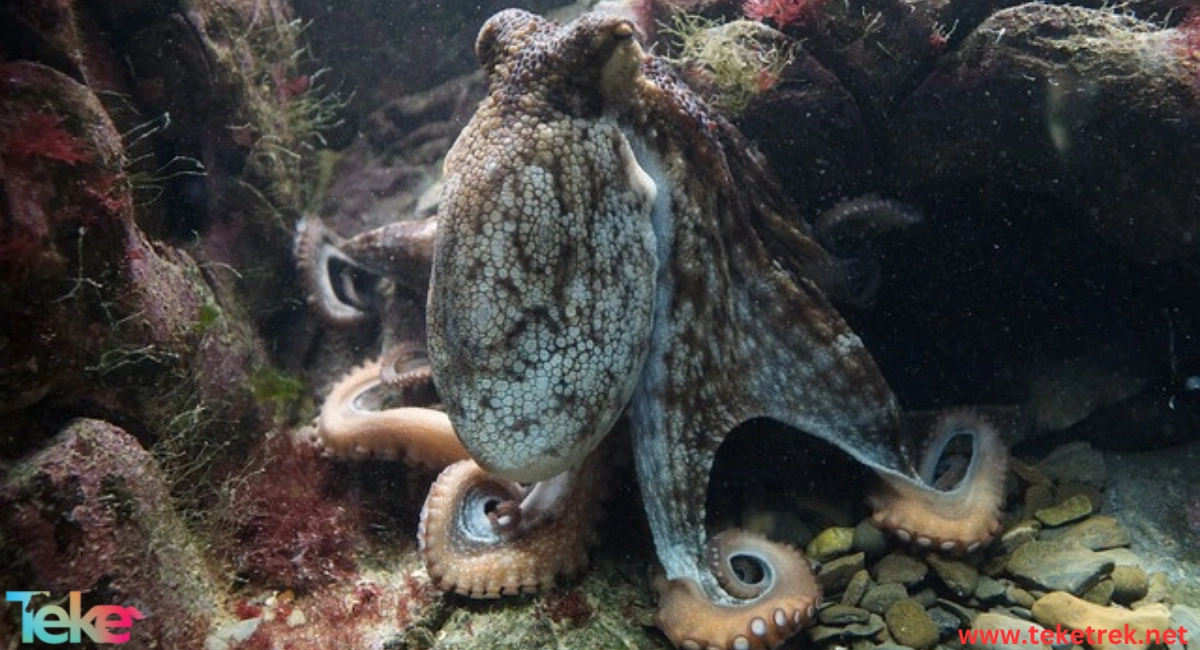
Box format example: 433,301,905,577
1034,495,1094,527
820,552,867,593
873,553,930,586
926,554,980,599
820,604,871,625
862,582,910,615
1006,541,1114,595
842,569,872,607
1040,515,1131,550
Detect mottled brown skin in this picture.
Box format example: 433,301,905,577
304,9,1006,650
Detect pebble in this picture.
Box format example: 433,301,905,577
819,604,871,625
1006,541,1114,595
927,606,963,637
1131,571,1171,609
808,526,856,562
853,518,890,558
841,569,871,607
1081,578,1114,606
1034,494,1093,527
1040,515,1130,550
873,553,929,586
808,614,885,643
819,552,866,592
973,575,1008,606
861,581,909,615
968,611,1050,650
1005,585,1037,609
884,598,941,649
1110,565,1148,604
927,554,979,599
1031,591,1173,650
998,520,1042,554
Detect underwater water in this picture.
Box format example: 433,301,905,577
1,0,1198,649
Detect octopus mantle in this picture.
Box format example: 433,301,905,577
301,9,1007,650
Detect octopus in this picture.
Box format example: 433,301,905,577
299,9,1008,650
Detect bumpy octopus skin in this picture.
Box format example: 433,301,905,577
423,9,1008,650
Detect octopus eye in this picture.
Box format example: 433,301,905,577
612,22,634,41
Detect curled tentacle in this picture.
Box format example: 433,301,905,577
652,529,820,650
379,341,434,390
417,446,607,598
295,215,371,326
868,410,1007,554
317,357,467,467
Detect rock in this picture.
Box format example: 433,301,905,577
819,552,866,592
808,526,857,562
842,569,872,607
820,604,871,625
974,576,1008,606
861,582,910,615
999,520,1042,554
968,611,1051,650
873,553,930,586
911,587,938,609
927,606,963,638
1040,515,1131,550
1131,572,1172,609
0,420,219,649
1024,484,1058,519
926,554,980,599
1034,494,1094,527
1034,442,1108,489
884,599,941,649
1081,579,1115,606
808,614,885,643
1031,591,1173,650
1110,565,1147,605
854,518,889,558
1096,548,1142,566
1006,541,1114,595
1005,586,1038,609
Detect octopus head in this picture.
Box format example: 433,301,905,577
429,10,661,482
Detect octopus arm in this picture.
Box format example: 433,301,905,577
316,357,467,468
417,443,609,597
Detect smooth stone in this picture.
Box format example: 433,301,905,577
1034,441,1107,489
862,581,910,615
974,576,1008,606
854,518,890,558
968,611,1051,650
820,552,866,592
1033,591,1173,650
820,604,871,625
999,520,1042,554
927,554,980,599
1110,566,1148,604
911,587,938,609
808,615,885,642
1006,586,1038,609
808,526,857,562
1131,572,1171,609
842,569,871,607
1034,495,1094,527
1081,579,1115,606
1096,548,1142,566
885,599,941,650
1040,516,1131,550
874,553,930,586
1007,541,1113,595
928,606,963,637
935,598,978,626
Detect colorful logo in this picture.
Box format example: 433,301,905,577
6,591,145,644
